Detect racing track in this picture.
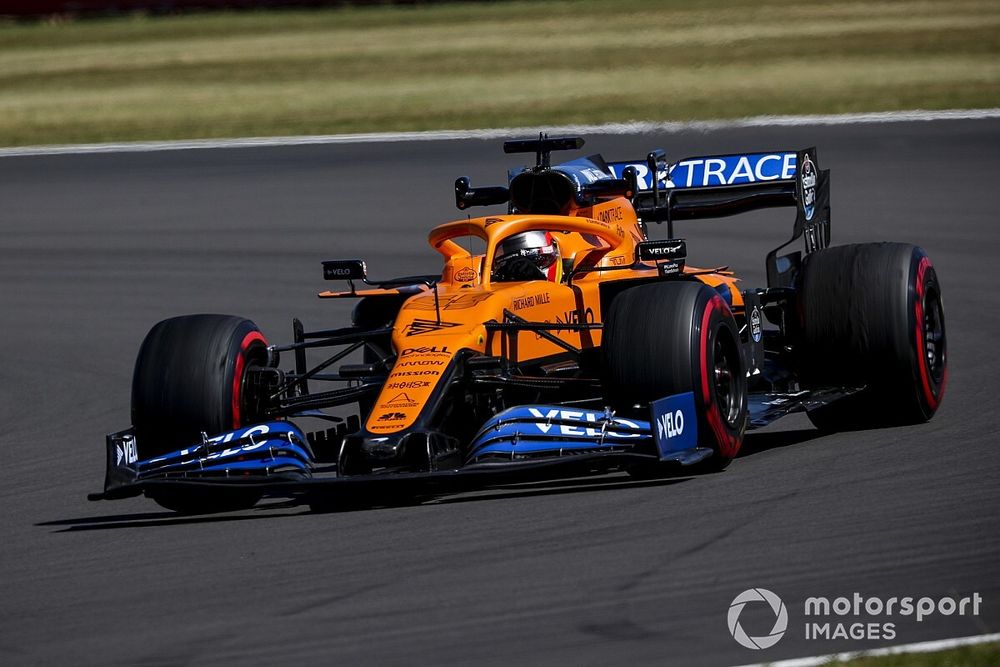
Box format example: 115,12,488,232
2,119,998,666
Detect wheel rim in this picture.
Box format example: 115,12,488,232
713,335,742,426
923,284,946,386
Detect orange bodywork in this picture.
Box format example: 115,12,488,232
319,197,742,434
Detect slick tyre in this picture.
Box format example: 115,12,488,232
798,243,947,430
604,282,747,469
131,314,269,512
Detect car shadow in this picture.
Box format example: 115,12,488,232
430,474,692,506
737,427,825,458
41,475,693,530
46,428,823,531
36,503,311,532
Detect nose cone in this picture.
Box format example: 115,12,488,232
365,344,459,435
366,291,492,435
340,431,461,475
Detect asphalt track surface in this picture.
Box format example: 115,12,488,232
2,119,998,666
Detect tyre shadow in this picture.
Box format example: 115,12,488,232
738,427,825,458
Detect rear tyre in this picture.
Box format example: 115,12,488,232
798,243,947,430
131,314,269,512
603,282,747,470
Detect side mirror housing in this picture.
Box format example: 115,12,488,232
322,259,367,281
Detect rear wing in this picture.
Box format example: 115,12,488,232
608,147,830,288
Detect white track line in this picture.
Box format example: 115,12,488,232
731,631,1000,667
2,108,999,158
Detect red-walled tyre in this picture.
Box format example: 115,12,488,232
798,243,947,430
131,314,268,512
604,282,747,470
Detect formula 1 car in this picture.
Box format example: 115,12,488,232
90,135,947,513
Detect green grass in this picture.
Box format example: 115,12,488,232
816,639,1000,666
1,0,998,146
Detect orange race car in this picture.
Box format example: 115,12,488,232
91,136,947,513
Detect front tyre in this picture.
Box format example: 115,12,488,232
603,282,747,470
131,314,269,512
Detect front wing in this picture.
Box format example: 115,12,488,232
90,396,712,505
90,387,857,506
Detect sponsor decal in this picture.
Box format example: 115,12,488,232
525,408,642,438
391,370,440,377
400,345,451,357
575,167,608,184
382,392,419,409
639,241,685,258
606,254,627,266
607,162,673,190
116,435,138,466
658,261,681,276
396,358,446,368
387,380,431,389
750,306,762,343
377,412,407,422
595,206,624,224
534,307,596,339
800,153,817,221
204,424,270,446
511,292,552,311
202,424,272,460
455,266,478,282
657,409,683,439
655,244,683,255
650,391,697,457
672,153,796,188
145,424,287,465
403,319,461,336
409,293,492,311
637,240,686,271
322,259,366,280
484,217,504,227
556,307,595,325
609,153,797,190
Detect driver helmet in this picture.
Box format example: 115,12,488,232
492,231,560,282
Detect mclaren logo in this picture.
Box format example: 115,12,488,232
403,319,461,336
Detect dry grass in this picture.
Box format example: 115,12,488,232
0,0,998,146
829,640,1000,666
